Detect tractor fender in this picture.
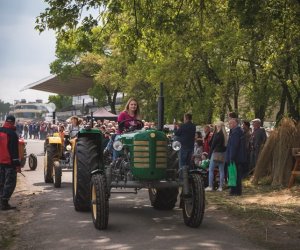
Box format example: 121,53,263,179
91,169,104,176
48,137,62,144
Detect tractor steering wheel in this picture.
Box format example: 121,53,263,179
118,119,144,132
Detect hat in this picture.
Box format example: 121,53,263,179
5,115,15,123
215,121,224,127
252,118,261,123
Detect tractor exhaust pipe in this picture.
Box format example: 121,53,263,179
157,82,164,131
52,111,56,124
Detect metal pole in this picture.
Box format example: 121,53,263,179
52,111,56,124
157,82,164,131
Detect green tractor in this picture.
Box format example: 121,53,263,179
72,85,205,229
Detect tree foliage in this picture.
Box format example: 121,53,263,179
36,0,300,123
0,100,10,114
48,95,72,110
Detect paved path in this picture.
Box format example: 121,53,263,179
10,139,264,250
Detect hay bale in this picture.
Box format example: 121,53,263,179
252,130,277,184
252,118,300,186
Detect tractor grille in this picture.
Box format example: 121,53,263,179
133,140,167,168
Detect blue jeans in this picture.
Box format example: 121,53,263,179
105,134,120,161
208,152,225,189
179,149,193,180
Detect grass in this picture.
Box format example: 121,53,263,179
205,180,300,249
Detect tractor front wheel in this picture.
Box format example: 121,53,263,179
91,174,109,230
182,173,205,228
28,153,37,170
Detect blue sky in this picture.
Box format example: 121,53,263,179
0,0,56,104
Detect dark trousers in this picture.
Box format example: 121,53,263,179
0,166,17,201
230,163,242,195
179,149,193,180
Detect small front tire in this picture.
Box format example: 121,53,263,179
28,154,37,170
91,174,109,230
183,173,205,228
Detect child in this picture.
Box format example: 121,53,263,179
193,139,203,167
199,152,210,170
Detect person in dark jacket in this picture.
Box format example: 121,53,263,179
226,118,247,196
0,115,21,210
242,120,251,178
249,118,267,174
174,113,196,180
205,121,228,191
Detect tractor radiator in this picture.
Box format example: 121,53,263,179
133,139,167,168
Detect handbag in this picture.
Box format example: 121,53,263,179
228,162,237,187
212,152,225,163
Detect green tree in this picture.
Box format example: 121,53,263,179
0,100,10,116
37,0,300,123
48,95,72,110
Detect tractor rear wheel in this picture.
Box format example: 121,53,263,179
73,136,100,212
183,173,205,228
44,144,58,183
20,147,27,167
28,153,37,170
20,158,26,168
166,148,179,180
91,174,109,230
148,187,178,210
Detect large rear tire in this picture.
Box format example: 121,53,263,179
20,147,27,167
91,174,109,230
54,166,62,188
44,144,58,183
183,173,205,228
166,148,179,180
73,136,101,212
28,153,37,170
20,158,26,168
149,187,178,210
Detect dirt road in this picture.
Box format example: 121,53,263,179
2,140,265,250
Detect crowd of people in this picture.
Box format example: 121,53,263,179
176,112,267,196
1,96,268,210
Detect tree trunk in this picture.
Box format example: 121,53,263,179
276,85,287,123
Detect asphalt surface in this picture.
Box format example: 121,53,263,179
10,139,264,250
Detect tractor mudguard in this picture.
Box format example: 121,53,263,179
48,137,62,144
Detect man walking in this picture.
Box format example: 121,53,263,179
174,113,196,180
0,115,21,210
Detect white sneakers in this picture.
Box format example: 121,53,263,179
205,186,223,192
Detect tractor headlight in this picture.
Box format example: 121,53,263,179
172,141,181,151
113,141,123,151
66,145,72,151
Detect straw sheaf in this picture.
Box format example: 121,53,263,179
253,118,300,186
